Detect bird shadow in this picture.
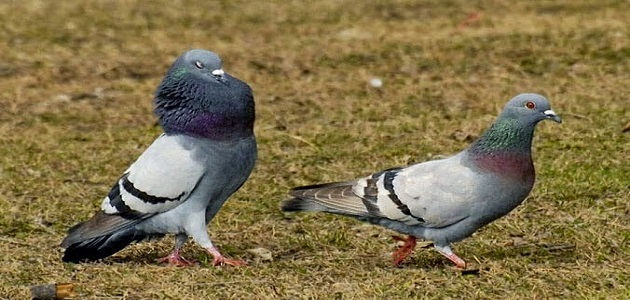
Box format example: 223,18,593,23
105,255,161,265
69,242,576,272
390,242,577,274
473,242,577,265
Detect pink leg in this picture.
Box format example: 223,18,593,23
157,249,197,267
207,246,247,267
392,235,417,265
434,244,466,269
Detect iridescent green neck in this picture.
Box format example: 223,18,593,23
468,118,535,155
465,117,536,182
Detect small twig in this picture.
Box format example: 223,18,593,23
561,113,592,122
283,133,318,148
540,243,576,252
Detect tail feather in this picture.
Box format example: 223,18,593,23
281,197,331,212
62,227,145,262
61,211,150,263
283,181,384,218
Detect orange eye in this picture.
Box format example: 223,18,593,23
525,101,536,109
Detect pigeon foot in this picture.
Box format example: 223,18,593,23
157,250,197,267
392,235,417,265
207,247,247,267
434,244,466,269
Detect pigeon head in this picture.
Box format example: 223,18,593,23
154,49,255,140
466,93,561,181
500,93,562,125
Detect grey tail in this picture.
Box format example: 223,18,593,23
61,227,143,263
281,181,384,218
60,212,150,263
281,197,332,212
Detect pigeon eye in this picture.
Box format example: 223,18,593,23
525,101,536,109
194,61,204,69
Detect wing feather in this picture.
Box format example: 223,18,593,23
389,155,475,228
101,134,205,216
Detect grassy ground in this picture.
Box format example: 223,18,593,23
1,0,629,299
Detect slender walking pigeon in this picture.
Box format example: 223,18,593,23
61,49,257,267
282,94,561,268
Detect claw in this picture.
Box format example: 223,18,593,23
212,255,248,267
207,246,247,267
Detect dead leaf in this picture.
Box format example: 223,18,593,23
247,247,273,262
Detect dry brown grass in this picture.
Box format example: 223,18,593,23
0,0,629,299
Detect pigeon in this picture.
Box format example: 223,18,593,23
61,49,257,267
282,93,561,268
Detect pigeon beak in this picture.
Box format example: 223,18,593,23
211,69,227,82
544,109,562,123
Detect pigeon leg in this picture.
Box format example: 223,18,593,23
158,234,197,266
392,235,417,265
189,215,247,267
206,246,247,267
434,244,466,268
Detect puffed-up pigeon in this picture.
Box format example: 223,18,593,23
61,49,257,267
282,93,561,268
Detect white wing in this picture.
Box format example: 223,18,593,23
372,154,478,228
101,134,205,216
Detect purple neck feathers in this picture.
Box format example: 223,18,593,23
465,119,536,183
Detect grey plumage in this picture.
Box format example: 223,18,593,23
61,49,256,266
282,93,561,268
